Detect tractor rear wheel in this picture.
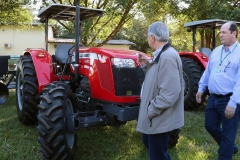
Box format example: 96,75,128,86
37,82,77,160
16,56,39,125
168,128,180,149
181,57,206,110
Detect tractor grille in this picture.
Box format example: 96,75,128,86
112,67,145,96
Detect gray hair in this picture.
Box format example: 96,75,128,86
148,22,169,42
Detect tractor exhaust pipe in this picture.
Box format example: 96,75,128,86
0,82,9,105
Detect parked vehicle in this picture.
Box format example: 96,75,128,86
15,4,180,159
179,19,240,110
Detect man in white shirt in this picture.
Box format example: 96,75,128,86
196,21,240,160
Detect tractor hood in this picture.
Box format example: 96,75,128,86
81,47,149,59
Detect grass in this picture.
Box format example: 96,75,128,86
1,90,240,160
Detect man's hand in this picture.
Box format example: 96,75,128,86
137,53,150,66
196,92,203,103
225,105,236,119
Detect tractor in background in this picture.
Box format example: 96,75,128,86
179,19,240,110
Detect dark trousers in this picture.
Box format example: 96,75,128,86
205,94,240,160
142,132,171,160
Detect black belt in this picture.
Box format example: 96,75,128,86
211,93,233,98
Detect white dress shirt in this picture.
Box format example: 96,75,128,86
198,41,240,108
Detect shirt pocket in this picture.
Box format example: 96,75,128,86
222,60,237,74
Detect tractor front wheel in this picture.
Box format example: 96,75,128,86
37,82,77,160
168,128,181,149
16,56,39,125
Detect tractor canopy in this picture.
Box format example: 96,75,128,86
37,4,105,22
36,4,105,57
184,19,231,29
36,4,106,85
183,19,240,51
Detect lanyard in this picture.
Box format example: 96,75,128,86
219,43,238,66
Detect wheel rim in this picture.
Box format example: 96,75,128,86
182,71,189,98
17,73,23,110
66,99,75,148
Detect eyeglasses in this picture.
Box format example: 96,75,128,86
223,61,231,72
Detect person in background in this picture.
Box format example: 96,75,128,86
136,22,184,160
196,21,240,160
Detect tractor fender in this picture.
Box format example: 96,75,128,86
23,49,54,92
179,51,208,69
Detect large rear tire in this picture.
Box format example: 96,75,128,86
168,128,180,149
16,56,39,125
181,57,206,110
37,82,77,160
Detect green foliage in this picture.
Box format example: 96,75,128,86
39,0,139,46
180,0,240,21
114,18,150,53
54,21,75,39
176,0,240,49
82,0,138,46
0,1,33,28
168,15,194,52
114,0,189,53
127,0,240,52
3,0,239,51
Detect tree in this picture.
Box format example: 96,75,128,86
131,0,240,51
85,0,137,47
38,0,240,52
39,0,180,48
114,18,150,53
168,15,195,52
40,0,140,46
115,0,193,52
178,0,240,49
0,1,33,28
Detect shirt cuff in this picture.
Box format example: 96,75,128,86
198,88,205,93
228,99,237,108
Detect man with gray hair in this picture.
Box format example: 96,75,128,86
136,22,184,160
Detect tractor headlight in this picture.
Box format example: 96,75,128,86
111,58,136,68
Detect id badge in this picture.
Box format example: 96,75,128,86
216,65,221,73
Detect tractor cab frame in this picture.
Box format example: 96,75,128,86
38,4,105,86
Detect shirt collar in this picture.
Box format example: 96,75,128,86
222,41,238,53
152,46,164,61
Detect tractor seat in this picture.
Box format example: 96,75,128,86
200,48,212,57
55,43,74,64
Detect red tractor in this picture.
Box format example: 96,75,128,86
179,19,240,110
14,4,180,159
